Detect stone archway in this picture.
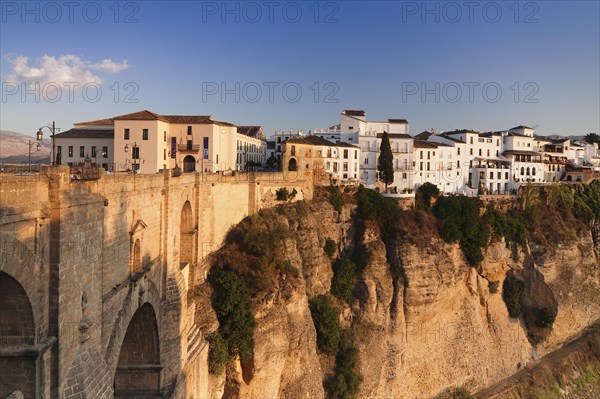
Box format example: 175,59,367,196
180,200,194,267
183,155,196,173
114,303,162,398
288,157,297,171
0,272,36,399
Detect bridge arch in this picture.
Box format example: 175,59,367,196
114,303,162,398
0,271,36,398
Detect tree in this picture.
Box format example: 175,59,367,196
377,131,394,192
584,133,600,145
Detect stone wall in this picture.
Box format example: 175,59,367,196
0,167,313,398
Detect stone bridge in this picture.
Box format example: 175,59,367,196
0,166,312,398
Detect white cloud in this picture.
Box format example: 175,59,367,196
91,59,130,73
4,54,130,87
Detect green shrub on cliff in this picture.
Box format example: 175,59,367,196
433,195,489,266
502,275,524,318
355,186,400,236
331,259,357,305
326,331,363,399
209,270,257,363
484,207,528,247
324,239,337,258
309,295,341,355
207,331,229,375
416,182,440,210
532,307,557,328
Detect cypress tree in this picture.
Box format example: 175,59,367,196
377,131,394,192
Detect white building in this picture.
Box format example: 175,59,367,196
235,126,267,171
314,110,413,192
54,118,114,170
64,110,266,174
501,126,544,189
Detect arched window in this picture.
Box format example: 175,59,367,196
521,167,525,175
526,167,531,176
532,168,536,176
132,239,142,274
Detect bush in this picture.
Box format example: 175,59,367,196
328,185,344,213
532,307,557,328
355,186,401,236
207,331,229,375
433,195,489,266
331,259,357,305
276,187,290,201
416,182,440,209
488,280,499,294
209,270,257,362
484,208,528,247
309,295,341,355
324,239,337,258
502,275,524,318
326,332,363,399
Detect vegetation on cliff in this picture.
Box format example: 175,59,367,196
207,270,256,374
309,295,362,399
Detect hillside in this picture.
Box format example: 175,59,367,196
191,183,600,398
0,130,52,163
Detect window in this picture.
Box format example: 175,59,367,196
497,172,501,179
470,137,473,144
532,168,536,176
102,147,108,158
354,150,358,159
343,149,348,159
133,147,140,160
487,149,490,157
490,172,493,179
478,149,482,156
124,128,130,140
457,147,461,155
80,146,85,157
143,129,149,140
420,151,423,159
187,126,192,135
364,158,369,165
164,149,167,160
91,146,96,157
470,148,473,155
164,131,167,142
68,146,73,157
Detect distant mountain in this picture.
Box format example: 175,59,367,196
0,130,52,164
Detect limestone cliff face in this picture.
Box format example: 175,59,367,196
198,199,600,399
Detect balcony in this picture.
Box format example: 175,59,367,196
178,144,200,152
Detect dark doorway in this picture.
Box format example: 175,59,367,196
183,155,196,173
114,303,161,398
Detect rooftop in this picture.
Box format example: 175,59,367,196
54,129,114,139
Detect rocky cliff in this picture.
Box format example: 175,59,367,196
193,186,600,399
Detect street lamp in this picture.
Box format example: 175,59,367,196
27,139,42,172
36,121,60,165
124,142,139,173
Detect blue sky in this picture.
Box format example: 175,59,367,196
1,0,598,138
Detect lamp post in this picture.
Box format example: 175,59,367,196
27,138,42,172
36,121,60,165
124,142,139,181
